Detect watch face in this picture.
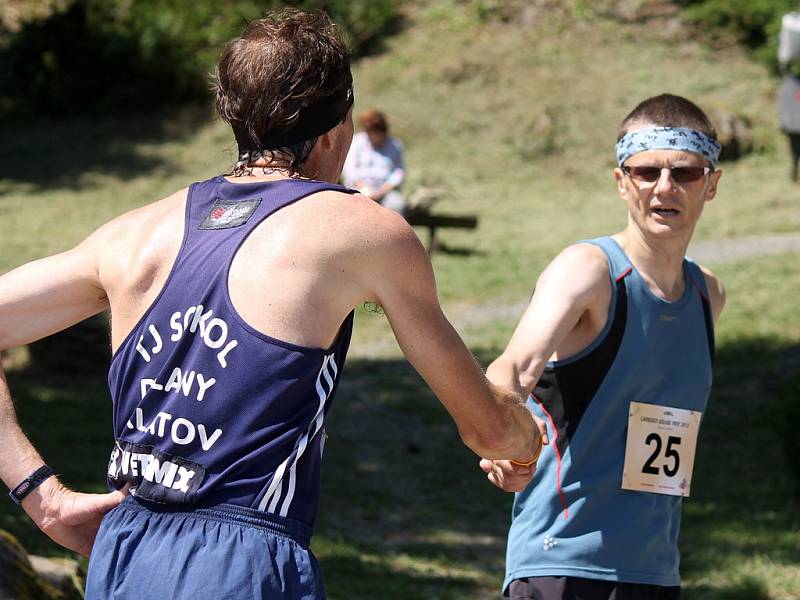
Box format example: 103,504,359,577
13,480,33,497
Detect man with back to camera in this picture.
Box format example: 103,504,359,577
0,9,544,599
480,94,725,599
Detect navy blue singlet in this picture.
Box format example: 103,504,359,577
106,176,357,527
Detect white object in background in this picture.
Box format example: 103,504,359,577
779,12,800,64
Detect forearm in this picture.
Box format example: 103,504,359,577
0,361,124,555
0,362,64,530
479,382,540,462
485,356,530,399
0,364,47,490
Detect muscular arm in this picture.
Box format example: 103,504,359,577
486,244,612,398
0,225,125,555
0,238,109,350
477,244,611,491
358,211,539,462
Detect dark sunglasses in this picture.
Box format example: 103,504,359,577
621,165,713,184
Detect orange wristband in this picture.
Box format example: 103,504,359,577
509,433,544,467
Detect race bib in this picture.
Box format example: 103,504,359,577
622,402,702,497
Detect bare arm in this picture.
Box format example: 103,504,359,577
0,227,125,555
0,238,109,350
359,213,540,462
0,365,125,556
698,264,726,324
479,244,611,491
486,244,611,397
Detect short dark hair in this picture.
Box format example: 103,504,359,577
214,9,352,174
618,94,717,141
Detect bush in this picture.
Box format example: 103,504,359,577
0,0,400,119
678,0,798,70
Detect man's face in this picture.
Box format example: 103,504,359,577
613,147,722,242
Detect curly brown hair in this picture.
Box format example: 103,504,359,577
214,9,353,174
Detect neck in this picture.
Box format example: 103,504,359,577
231,158,321,181
613,225,692,301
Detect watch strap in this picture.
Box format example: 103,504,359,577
9,465,55,505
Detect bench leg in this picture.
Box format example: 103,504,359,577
427,226,438,254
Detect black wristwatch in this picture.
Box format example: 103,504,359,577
8,465,55,505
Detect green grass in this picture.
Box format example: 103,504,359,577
1,1,799,598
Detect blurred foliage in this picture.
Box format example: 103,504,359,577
0,0,399,120
678,0,799,70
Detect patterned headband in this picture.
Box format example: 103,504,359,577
615,127,722,168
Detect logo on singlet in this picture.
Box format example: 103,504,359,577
199,198,262,230
107,440,206,504
542,535,558,551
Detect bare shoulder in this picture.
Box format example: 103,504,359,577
299,189,431,304
91,188,189,284
696,262,726,322
90,188,188,249
305,189,424,258
537,242,610,297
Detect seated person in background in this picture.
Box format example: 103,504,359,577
342,109,406,213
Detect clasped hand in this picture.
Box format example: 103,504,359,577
480,415,549,493
22,477,128,557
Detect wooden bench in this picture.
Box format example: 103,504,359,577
405,209,479,254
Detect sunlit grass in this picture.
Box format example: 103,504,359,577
0,2,798,598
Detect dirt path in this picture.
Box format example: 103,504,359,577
350,232,800,358
449,232,800,334
687,232,800,265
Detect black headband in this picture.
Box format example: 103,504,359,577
234,77,354,157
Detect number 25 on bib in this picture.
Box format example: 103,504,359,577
622,402,702,497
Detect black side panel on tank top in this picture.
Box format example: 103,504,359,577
534,278,628,458
700,295,715,368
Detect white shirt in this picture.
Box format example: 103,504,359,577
342,132,405,191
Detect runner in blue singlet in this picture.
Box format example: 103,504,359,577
0,10,543,599
480,94,727,600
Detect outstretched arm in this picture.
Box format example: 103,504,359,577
359,212,541,463
480,243,611,491
0,235,109,350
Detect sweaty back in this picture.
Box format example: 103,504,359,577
106,176,357,527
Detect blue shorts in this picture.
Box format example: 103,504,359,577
85,496,324,599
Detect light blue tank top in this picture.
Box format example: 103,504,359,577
504,236,714,589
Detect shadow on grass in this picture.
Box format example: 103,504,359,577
1,335,798,597
319,339,800,598
0,104,211,191
435,242,486,257
684,576,772,600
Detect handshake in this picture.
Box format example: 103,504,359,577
480,407,549,493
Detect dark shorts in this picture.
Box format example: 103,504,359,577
505,576,680,600
85,496,324,599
